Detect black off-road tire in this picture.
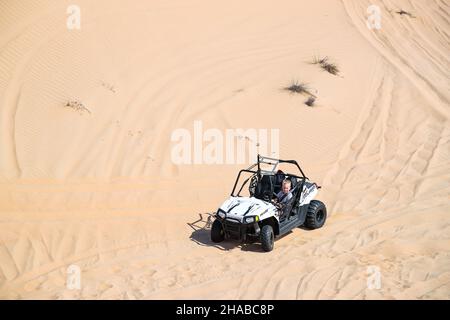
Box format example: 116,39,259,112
305,200,327,229
211,219,225,243
260,224,274,252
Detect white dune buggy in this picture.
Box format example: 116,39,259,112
211,155,327,252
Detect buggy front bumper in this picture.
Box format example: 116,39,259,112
218,217,259,241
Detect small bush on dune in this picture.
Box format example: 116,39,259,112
283,80,317,107
396,10,415,18
312,56,340,76
321,60,339,75
65,100,91,114
284,80,311,95
305,96,316,107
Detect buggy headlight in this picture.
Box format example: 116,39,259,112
217,209,226,219
244,216,259,224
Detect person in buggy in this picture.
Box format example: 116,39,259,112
272,179,293,211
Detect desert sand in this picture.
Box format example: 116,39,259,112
0,0,449,299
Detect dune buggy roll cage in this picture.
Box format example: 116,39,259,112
231,155,309,197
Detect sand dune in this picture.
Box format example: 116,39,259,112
0,0,449,299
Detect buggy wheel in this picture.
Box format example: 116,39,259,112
305,200,327,229
211,219,225,243
260,225,274,252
